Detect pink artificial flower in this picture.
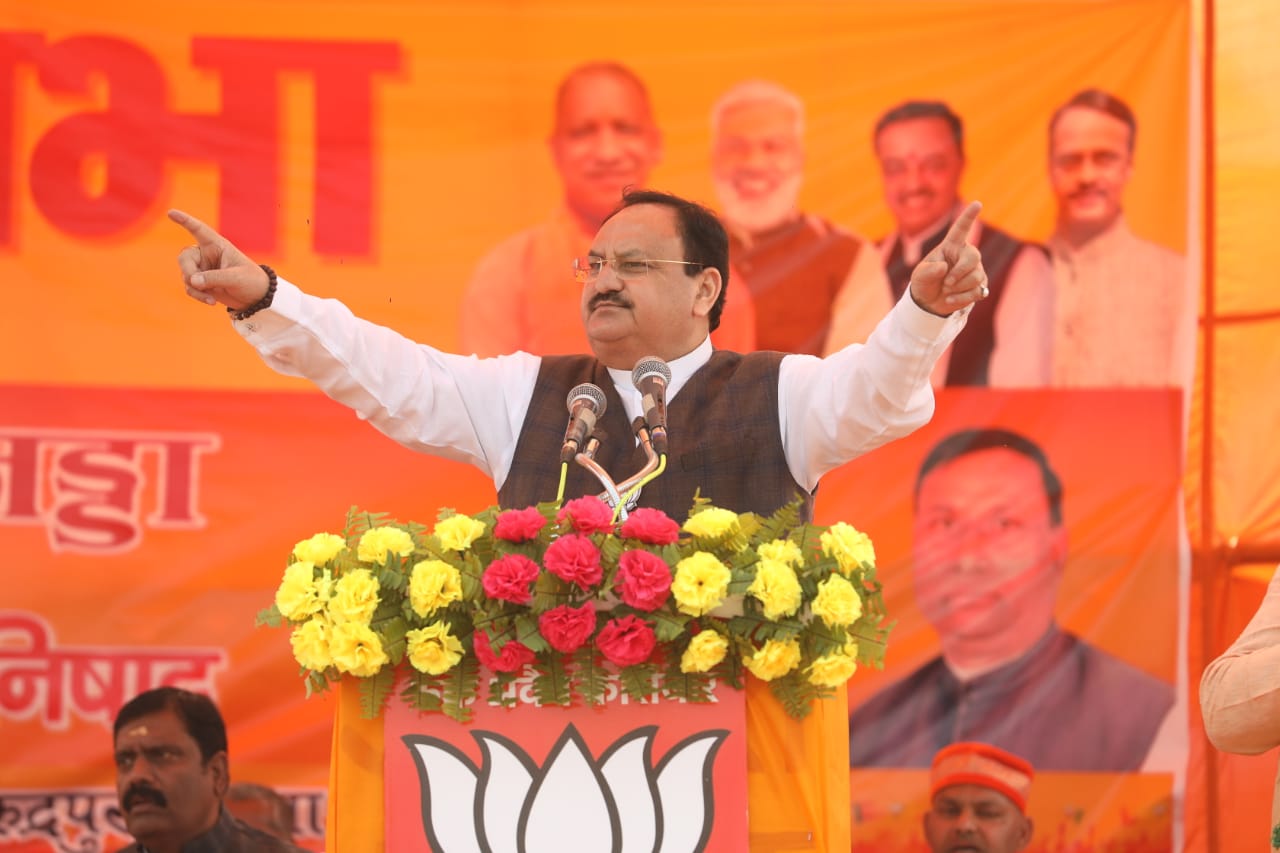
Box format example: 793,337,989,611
595,615,657,667
473,630,536,673
538,603,598,653
616,549,673,611
494,507,547,543
543,534,603,589
481,554,540,604
619,507,680,545
557,496,615,535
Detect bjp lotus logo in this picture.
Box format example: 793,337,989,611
402,724,729,852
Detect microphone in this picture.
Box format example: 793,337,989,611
561,383,607,463
632,356,672,455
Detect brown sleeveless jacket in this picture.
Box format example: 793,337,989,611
498,351,813,521
886,220,1045,386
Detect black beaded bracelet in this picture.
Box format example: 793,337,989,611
228,265,278,321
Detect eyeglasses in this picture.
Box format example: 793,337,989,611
572,255,705,284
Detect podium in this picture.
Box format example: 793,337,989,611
325,675,851,851
278,497,875,851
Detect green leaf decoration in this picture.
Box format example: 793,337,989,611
661,659,713,705
378,616,410,666
358,667,395,719
619,664,658,704
649,608,690,644
573,645,609,705
599,535,624,567
514,614,551,654
441,655,480,723
377,566,408,592
755,498,803,545
768,670,820,720
401,671,443,714
532,653,572,707
255,604,283,628
303,669,332,699
531,573,570,612
487,670,519,709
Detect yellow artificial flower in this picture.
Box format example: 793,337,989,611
328,621,389,677
671,552,732,616
820,522,875,575
807,644,859,688
291,532,347,566
811,575,863,628
747,558,803,620
406,623,465,675
434,514,486,552
743,637,802,681
758,539,803,568
682,507,740,541
408,559,463,617
275,562,331,621
680,631,729,673
328,568,381,625
357,526,416,564
289,617,332,671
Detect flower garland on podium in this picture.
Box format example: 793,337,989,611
259,495,889,722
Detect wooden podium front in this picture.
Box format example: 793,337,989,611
326,676,850,851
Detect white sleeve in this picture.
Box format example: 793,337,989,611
779,291,968,491
988,246,1056,388
233,278,540,489
1201,568,1280,755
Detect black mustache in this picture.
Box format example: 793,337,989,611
590,294,631,311
124,785,168,811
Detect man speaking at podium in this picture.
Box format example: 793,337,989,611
170,187,988,851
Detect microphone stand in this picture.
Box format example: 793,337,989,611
612,418,661,500
574,418,661,521
573,437,623,512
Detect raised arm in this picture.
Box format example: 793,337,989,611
167,209,540,487
780,204,987,489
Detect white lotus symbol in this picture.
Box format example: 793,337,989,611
401,724,728,853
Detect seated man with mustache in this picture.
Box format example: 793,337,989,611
113,687,305,853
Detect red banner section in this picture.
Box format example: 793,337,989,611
0,383,495,849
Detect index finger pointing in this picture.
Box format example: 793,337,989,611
941,200,983,252
167,209,221,245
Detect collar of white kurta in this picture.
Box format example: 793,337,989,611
604,336,713,415
1048,214,1134,265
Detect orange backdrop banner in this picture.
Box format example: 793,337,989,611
0,1,1202,851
